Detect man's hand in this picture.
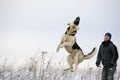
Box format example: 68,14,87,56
110,63,114,68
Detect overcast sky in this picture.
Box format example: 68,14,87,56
0,0,120,65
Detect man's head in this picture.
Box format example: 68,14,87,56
104,32,112,41
67,17,80,35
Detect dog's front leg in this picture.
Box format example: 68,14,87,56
56,41,63,52
56,43,65,52
56,42,70,52
56,44,61,52
60,42,73,48
56,35,65,52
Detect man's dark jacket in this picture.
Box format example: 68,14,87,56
96,41,119,67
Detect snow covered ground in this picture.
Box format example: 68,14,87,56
0,52,120,80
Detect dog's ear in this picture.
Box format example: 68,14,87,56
75,17,80,21
74,17,80,25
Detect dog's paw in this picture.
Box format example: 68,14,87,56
56,48,59,52
64,68,69,71
71,70,74,72
64,69,74,72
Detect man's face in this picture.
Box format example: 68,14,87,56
104,36,110,41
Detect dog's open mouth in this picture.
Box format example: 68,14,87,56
71,31,77,34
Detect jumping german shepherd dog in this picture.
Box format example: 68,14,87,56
56,17,96,72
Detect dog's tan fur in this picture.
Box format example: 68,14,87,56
56,17,96,72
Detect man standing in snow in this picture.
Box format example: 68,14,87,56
96,32,119,80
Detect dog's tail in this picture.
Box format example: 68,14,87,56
84,47,97,60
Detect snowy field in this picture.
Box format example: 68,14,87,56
0,52,120,80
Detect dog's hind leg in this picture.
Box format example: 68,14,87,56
64,55,74,72
74,52,80,72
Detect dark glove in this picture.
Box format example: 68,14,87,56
109,63,114,68
96,62,100,67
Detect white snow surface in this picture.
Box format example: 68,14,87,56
0,52,120,80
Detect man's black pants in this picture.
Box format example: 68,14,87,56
102,66,116,80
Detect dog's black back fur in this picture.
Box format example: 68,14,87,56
72,41,81,50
